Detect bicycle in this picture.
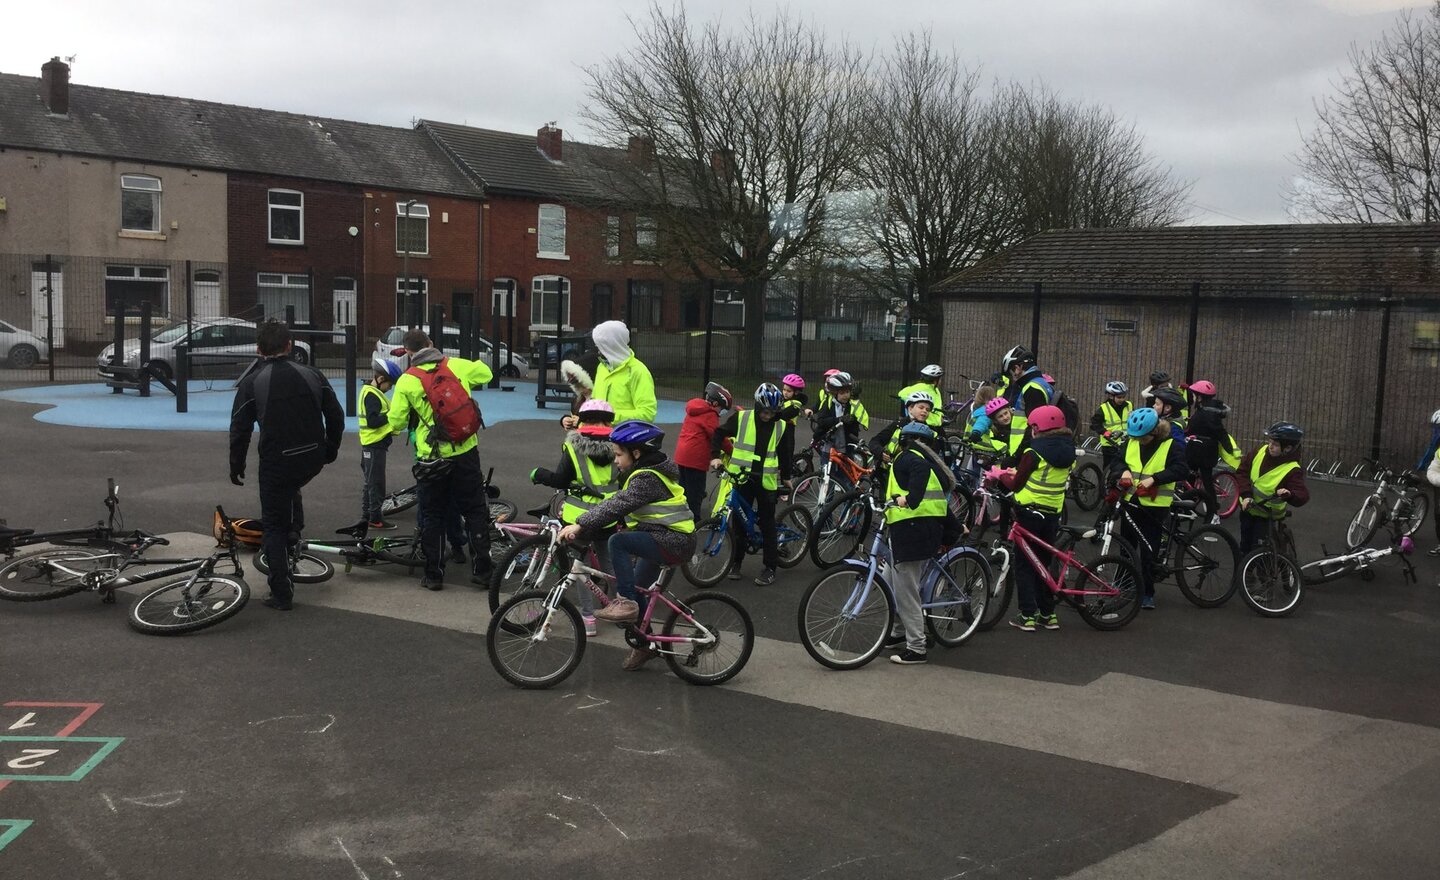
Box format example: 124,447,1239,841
0,478,132,559
1344,459,1429,550
791,433,875,517
0,506,253,635
488,487,617,614
297,522,426,574
797,497,993,669
1236,492,1304,617
487,559,754,689
683,469,812,587
1066,446,1105,513
1301,522,1417,586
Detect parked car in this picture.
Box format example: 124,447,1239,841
96,317,311,382
0,319,49,369
375,325,529,377
529,335,589,368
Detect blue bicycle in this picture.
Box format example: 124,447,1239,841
683,469,813,587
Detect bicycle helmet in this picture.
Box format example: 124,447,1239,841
1104,380,1128,395
578,398,615,422
1149,370,1171,386
904,389,935,408
1429,408,1440,425
1126,408,1160,437
1028,404,1067,433
823,368,841,379
704,381,733,409
1153,387,1186,410
610,420,666,453
781,373,806,390
1188,379,1216,397
825,371,853,391
1001,345,1034,372
371,353,402,383
754,382,783,412
920,363,943,379
899,421,936,441
983,396,1011,417
1264,421,1305,444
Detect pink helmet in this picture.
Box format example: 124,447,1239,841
983,397,1011,417
1189,379,1216,397
823,368,841,378
782,373,806,390
1028,404,1067,433
578,399,615,420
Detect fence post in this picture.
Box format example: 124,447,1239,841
1371,295,1395,460
702,278,715,388
1184,281,1201,383
175,342,188,414
45,254,54,383
343,325,357,417
138,300,152,398
428,303,445,352
902,281,915,378
795,278,805,373
110,298,127,394
1030,282,1042,356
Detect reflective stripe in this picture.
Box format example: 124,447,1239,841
1099,401,1130,447
884,449,948,523
560,441,617,525
1015,456,1073,513
1249,448,1299,519
1124,438,1176,507
357,384,392,447
730,410,783,491
624,467,696,533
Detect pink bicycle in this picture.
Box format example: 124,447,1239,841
488,488,614,614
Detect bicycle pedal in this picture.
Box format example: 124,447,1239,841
101,591,117,605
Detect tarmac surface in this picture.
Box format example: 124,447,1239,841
2,388,1439,879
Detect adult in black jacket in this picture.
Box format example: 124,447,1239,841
229,322,344,610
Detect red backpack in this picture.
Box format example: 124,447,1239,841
406,358,482,446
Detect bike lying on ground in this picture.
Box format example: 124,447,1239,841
1301,522,1417,587
1344,460,1428,550
0,478,131,558
297,523,425,574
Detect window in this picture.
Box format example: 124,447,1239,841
256,272,311,324
635,215,657,259
104,265,169,315
120,174,161,232
268,189,304,244
396,201,429,255
713,287,745,330
592,283,613,323
531,276,571,328
605,216,621,260
395,277,429,325
537,204,566,256
629,281,663,329
491,279,519,317
1103,318,1138,335
333,277,356,328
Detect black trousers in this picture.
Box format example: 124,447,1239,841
678,465,707,521
731,480,778,569
1120,505,1166,598
1187,440,1220,518
258,454,325,603
1013,506,1059,617
417,447,492,582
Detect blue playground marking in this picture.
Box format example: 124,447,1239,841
0,820,32,852
0,736,124,782
0,382,687,433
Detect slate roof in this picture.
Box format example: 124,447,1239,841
0,72,480,198
419,120,601,200
938,225,1440,297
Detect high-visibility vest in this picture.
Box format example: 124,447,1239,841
358,383,392,447
1014,452,1073,513
1218,433,1241,469
884,449,948,524
560,440,617,525
1099,400,1131,447
730,410,785,491
1008,376,1052,447
623,467,696,533
896,382,944,428
1248,448,1300,519
1124,438,1176,508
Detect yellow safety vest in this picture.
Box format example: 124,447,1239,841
1099,400,1131,447
560,441,617,525
884,449,948,524
623,467,696,533
1218,433,1241,469
1008,376,1052,446
1248,448,1300,520
730,410,785,491
358,383,393,447
896,382,944,428
1124,438,1176,508
1014,452,1073,513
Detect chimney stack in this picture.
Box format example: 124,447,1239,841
537,125,563,161
710,148,735,181
40,57,70,116
628,135,654,170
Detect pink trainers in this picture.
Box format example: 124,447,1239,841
583,615,597,637
593,598,639,623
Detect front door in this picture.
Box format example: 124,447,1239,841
30,263,64,349
193,271,222,319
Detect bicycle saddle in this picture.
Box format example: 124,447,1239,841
336,523,368,539
1172,498,1198,511
526,504,550,518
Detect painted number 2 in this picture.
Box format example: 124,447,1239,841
7,749,59,770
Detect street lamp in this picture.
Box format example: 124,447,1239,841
401,198,417,326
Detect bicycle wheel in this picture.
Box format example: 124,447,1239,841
976,544,1014,631
1174,524,1240,608
797,563,893,670
948,488,975,534
1070,554,1143,630
489,534,570,613
925,547,992,648
0,548,116,602
127,575,249,635
682,515,732,588
375,534,424,571
490,498,519,524
1239,550,1304,617
790,474,820,512
381,485,419,516
662,591,755,685
775,505,813,568
1214,471,1240,519
809,492,871,569
486,590,585,689
252,549,334,584
1396,491,1429,538
1344,495,1382,550
1069,462,1104,512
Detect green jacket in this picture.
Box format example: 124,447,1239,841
593,352,657,423
387,354,493,460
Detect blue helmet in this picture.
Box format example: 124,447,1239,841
900,421,937,441
610,419,666,453
1126,408,1159,437
753,382,783,412
371,354,402,383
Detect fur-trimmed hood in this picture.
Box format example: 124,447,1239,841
568,430,616,464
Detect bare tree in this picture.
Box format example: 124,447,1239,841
580,4,870,357
1290,2,1440,223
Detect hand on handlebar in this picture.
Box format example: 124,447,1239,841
230,472,245,487
558,523,583,543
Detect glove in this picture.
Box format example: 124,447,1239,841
324,445,339,464
967,431,982,443
529,468,541,484
230,472,245,486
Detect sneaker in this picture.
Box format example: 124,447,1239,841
367,520,398,531
754,567,776,586
1039,613,1060,630
583,615,598,637
261,595,293,611
470,566,495,587
1429,546,1440,557
1141,595,1156,610
421,577,443,592
622,646,660,671
727,564,742,581
1009,614,1036,632
450,545,467,564
883,631,906,648
593,598,639,623
889,649,927,665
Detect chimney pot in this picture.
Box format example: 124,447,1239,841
537,125,563,161
40,56,70,116
628,135,655,170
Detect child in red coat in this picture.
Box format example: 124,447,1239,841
674,382,733,518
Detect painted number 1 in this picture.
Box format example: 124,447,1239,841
6,749,59,770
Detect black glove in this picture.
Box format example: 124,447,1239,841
230,472,245,486
324,445,339,464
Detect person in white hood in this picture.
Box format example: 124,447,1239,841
565,320,657,426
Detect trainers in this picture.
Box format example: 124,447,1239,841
727,565,742,581
421,577,443,592
889,649,927,665
367,520,398,531
450,545,467,563
1428,545,1440,557
1141,595,1156,610
1009,614,1036,632
261,595,293,611
1039,613,1060,630
753,567,776,586
622,646,660,671
593,598,639,623
583,615,598,637
470,566,495,587
883,631,906,648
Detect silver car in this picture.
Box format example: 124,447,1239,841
0,319,49,369
97,317,311,382
375,324,528,377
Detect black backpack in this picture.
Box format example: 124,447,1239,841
1051,389,1082,432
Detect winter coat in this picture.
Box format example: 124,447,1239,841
675,399,720,471
577,452,696,561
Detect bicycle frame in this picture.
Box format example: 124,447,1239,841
35,534,243,598
830,500,978,622
1006,511,1119,602
528,561,716,658
1,478,128,557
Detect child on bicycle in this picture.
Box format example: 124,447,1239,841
357,354,402,532
988,405,1074,631
710,383,794,586
1089,381,1132,474
779,373,809,423
1183,380,1230,521
1151,387,1190,444
674,382,733,519
896,364,946,431
885,421,958,664
558,420,697,671
530,398,618,635
814,371,870,452
1110,408,1189,609
1236,422,1310,554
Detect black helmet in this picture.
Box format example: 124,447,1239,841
1153,387,1186,410
1149,370,1171,386
1265,421,1305,444
704,381,733,409
1001,345,1034,372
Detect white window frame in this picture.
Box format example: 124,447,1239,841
396,201,430,256
120,174,162,233
267,189,304,244
530,275,571,330
395,276,429,324
635,215,657,263
537,203,568,259
256,272,312,324
605,215,621,260
491,278,519,317
104,264,170,317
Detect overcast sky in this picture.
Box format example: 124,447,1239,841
3,0,1427,224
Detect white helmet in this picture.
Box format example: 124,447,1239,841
1105,381,1128,395
920,364,943,379
826,371,853,391
1431,408,1440,425
904,390,934,407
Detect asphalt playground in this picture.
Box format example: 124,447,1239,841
2,382,1439,879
